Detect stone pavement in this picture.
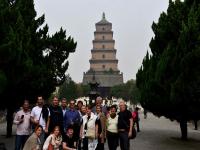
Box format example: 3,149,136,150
0,122,16,150
130,113,200,150
0,113,200,150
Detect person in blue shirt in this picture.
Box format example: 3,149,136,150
64,100,81,141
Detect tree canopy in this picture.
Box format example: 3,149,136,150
136,0,200,139
0,0,77,109
110,79,139,104
58,75,90,100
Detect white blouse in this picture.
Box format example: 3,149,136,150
107,115,118,133
43,134,62,150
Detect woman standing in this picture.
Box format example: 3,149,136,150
43,126,62,150
106,105,119,150
80,105,98,150
23,125,43,150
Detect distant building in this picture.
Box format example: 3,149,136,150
82,13,123,97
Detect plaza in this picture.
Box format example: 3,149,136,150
1,113,199,150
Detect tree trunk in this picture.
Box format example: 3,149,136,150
6,108,14,137
180,119,187,140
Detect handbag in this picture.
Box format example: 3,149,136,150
129,126,136,139
85,116,95,139
48,137,54,150
48,144,54,150
86,129,95,139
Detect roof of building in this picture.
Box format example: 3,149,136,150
96,12,111,25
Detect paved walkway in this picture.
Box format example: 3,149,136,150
130,113,200,150
0,113,200,150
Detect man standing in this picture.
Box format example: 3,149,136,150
30,96,50,144
48,96,64,134
80,105,86,117
14,100,31,150
95,105,106,150
92,96,107,115
64,100,81,141
61,98,68,117
78,105,87,150
77,101,84,123
118,100,133,150
77,101,83,112
64,100,81,129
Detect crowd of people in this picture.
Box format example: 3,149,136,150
13,95,139,150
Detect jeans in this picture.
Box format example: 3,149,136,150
119,131,130,150
15,135,29,150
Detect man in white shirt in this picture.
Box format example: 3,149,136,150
14,100,31,150
30,96,50,144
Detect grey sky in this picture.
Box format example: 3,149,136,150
34,0,169,83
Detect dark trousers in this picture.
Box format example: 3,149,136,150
107,131,118,150
15,135,29,150
78,139,82,150
135,121,140,132
83,138,88,150
95,138,104,150
119,131,129,150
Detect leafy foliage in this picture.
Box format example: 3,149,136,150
58,75,90,100
136,0,200,138
0,0,77,108
110,79,139,104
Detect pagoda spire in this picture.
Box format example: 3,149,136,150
82,13,123,96
102,12,106,20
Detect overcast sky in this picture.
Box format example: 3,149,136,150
34,0,169,83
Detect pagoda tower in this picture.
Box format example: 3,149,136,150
83,13,123,97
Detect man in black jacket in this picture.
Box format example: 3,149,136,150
49,96,64,135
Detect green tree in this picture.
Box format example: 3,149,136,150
128,80,140,104
110,79,139,104
76,83,90,98
58,76,77,100
58,75,90,100
110,83,126,99
0,0,76,136
136,0,200,140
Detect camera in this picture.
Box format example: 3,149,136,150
21,115,24,119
